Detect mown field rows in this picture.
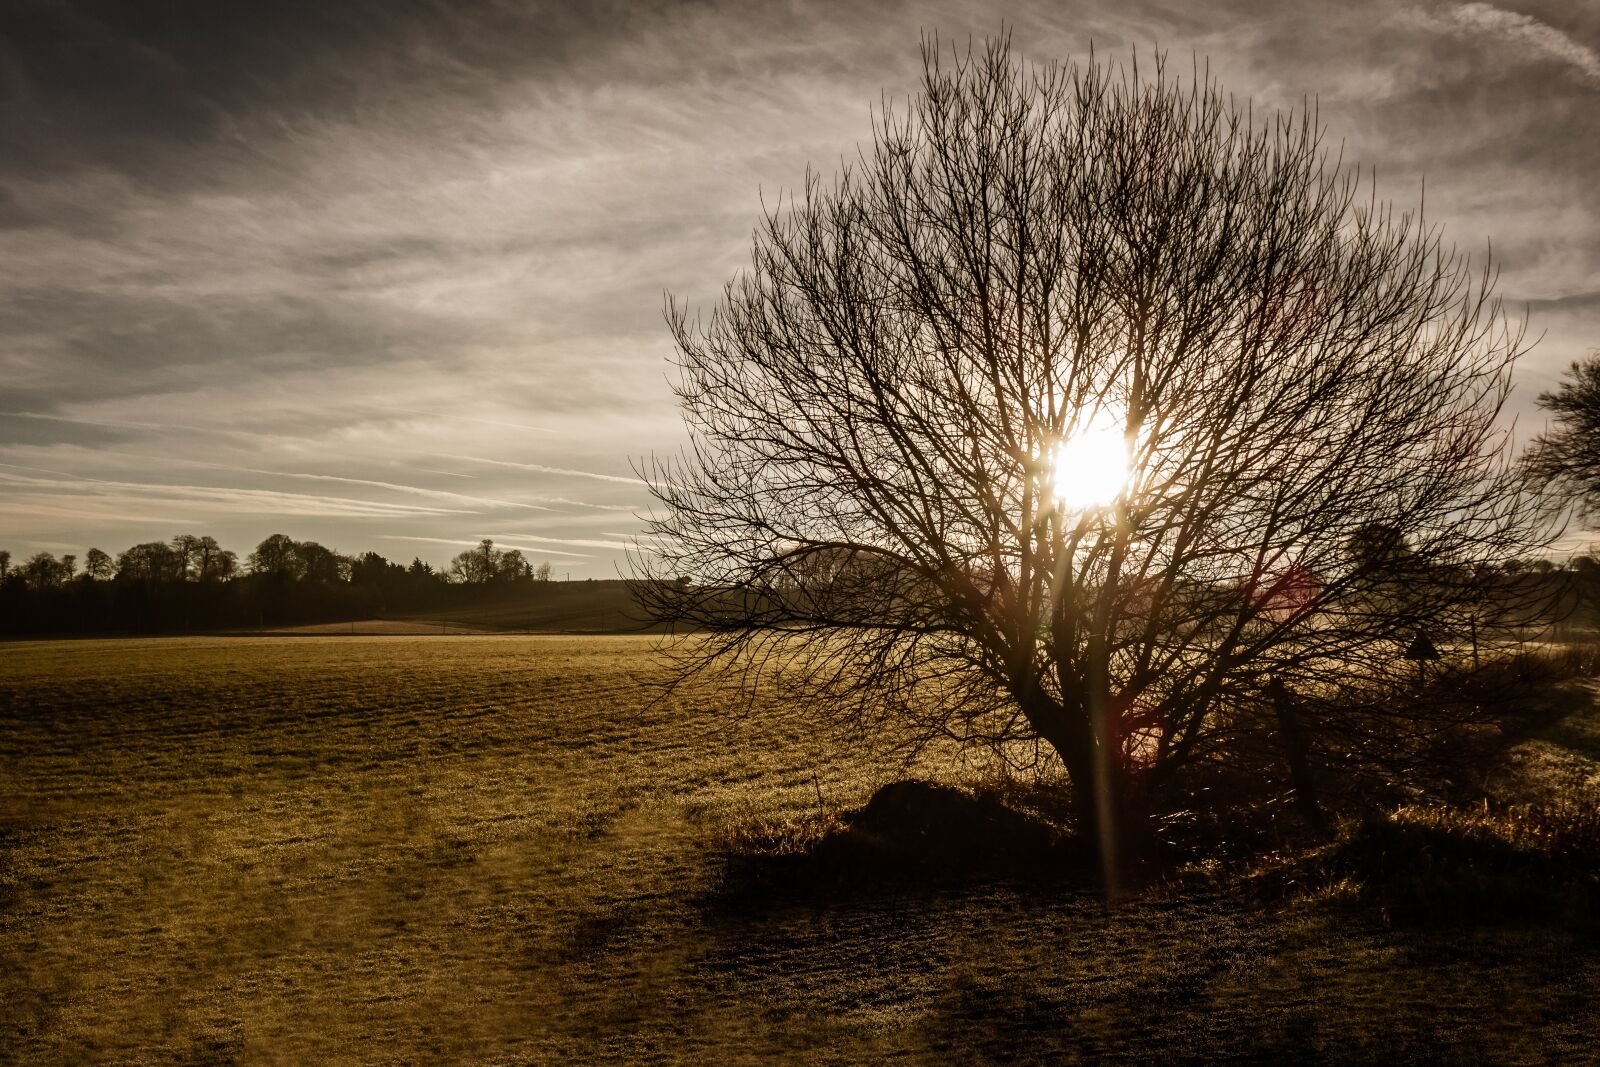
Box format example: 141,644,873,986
3,635,1599,1063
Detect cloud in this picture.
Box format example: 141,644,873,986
478,532,638,551
1,0,1597,568
0,411,308,450
370,407,557,434
1524,289,1600,314
1448,3,1600,86
225,468,554,512
381,534,593,560
2,502,202,528
438,454,644,485
0,465,467,519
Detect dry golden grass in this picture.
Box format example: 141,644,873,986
3,635,1600,1063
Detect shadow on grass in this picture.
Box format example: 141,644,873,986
1541,714,1600,764
1250,802,1600,929
703,780,1095,911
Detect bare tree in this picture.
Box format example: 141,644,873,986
450,539,499,584
20,552,70,590
84,548,116,580
448,538,533,584
1520,350,1600,625
295,540,346,584
194,536,236,581
172,534,201,579
249,534,302,581
496,548,533,582
118,541,186,583
635,39,1556,881
1525,351,1600,515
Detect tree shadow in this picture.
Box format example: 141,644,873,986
703,780,1095,912
1248,803,1600,929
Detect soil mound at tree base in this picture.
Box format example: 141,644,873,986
715,780,1091,904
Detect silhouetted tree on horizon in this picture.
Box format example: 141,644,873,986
1526,351,1600,517
118,542,185,584
83,548,115,580
20,552,74,590
448,538,539,584
0,528,644,635
450,539,498,585
248,534,301,582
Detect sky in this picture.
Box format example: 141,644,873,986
2,0,1598,572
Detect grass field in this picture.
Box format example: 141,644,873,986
4,635,1600,1063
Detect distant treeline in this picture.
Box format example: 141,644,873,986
0,534,560,635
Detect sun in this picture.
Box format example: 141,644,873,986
1048,409,1131,511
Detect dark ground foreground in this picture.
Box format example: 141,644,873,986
3,636,1600,1064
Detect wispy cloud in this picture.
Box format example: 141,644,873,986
371,407,558,434
2,502,201,528
3,0,1597,569
226,467,553,512
523,499,639,512
67,449,559,513
479,532,638,551
0,465,466,519
1,410,320,448
381,534,593,560
1449,3,1600,86
437,453,643,485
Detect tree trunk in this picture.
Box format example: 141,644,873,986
1027,698,1154,897
1266,676,1327,837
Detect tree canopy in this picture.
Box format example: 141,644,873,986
1526,351,1600,517
636,38,1556,880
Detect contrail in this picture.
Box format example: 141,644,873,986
479,532,640,551
381,534,594,560
372,407,559,434
0,464,467,518
435,452,642,485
